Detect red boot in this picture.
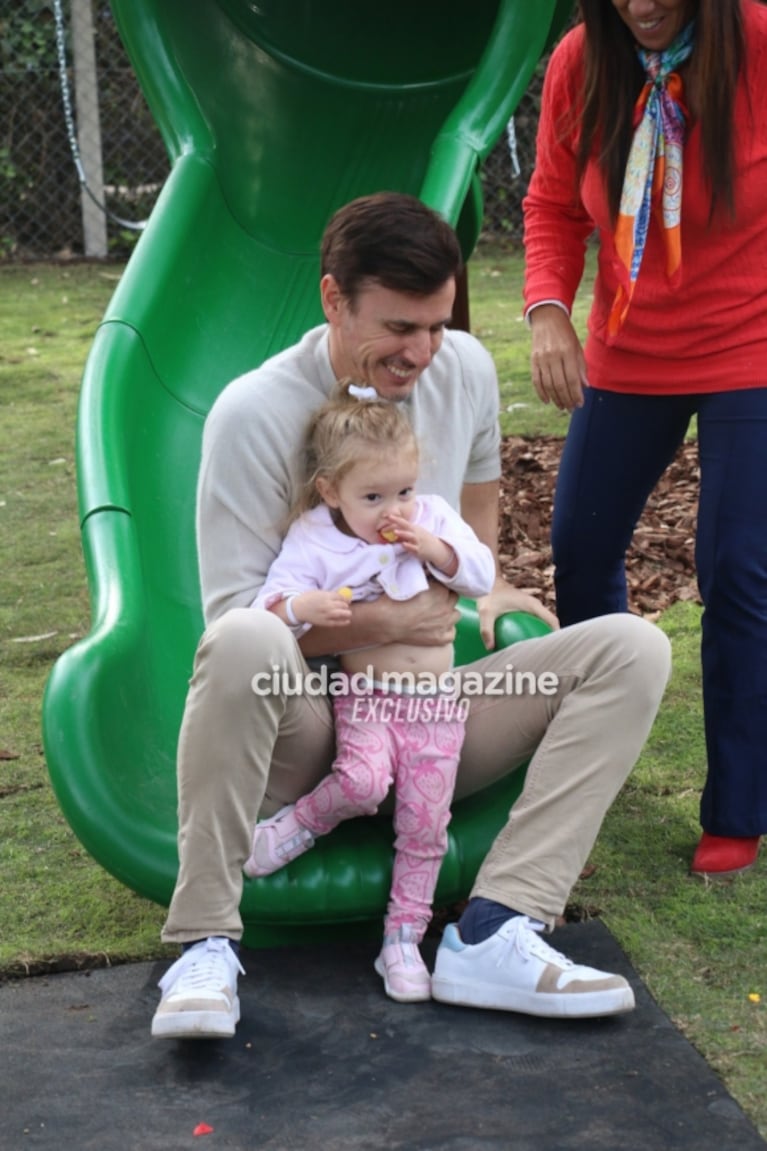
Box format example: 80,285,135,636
690,832,761,878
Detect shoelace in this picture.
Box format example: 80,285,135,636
275,828,313,860
159,940,245,995
497,916,574,970
383,926,422,968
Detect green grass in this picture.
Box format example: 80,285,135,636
0,257,764,1136
0,264,173,970
568,600,766,1126
470,241,596,438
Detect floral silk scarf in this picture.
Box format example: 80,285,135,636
608,21,695,338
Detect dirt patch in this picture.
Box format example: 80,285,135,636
498,437,700,619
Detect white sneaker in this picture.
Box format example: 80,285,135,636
151,937,245,1039
431,916,635,1018
374,925,431,1003
243,804,315,878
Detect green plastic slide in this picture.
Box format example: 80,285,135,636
43,0,571,946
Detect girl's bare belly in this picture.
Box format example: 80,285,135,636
340,640,454,681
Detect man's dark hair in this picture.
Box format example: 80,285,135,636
320,192,463,301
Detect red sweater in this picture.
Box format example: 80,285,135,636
523,0,767,394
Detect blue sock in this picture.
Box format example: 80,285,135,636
182,936,240,955
457,897,522,944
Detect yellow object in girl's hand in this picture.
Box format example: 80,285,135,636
337,586,353,601
380,530,398,543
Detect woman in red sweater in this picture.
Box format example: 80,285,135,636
523,0,767,876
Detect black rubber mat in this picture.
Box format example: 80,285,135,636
2,920,764,1151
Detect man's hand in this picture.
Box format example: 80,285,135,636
299,580,460,657
529,304,588,412
476,577,559,651
379,580,460,646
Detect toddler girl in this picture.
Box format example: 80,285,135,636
246,380,495,1001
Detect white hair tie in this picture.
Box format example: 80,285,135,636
348,384,379,401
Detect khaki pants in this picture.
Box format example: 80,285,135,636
162,610,671,942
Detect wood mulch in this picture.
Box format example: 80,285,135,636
497,437,700,620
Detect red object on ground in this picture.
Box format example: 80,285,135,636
690,832,760,877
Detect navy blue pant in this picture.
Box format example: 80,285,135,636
552,386,767,837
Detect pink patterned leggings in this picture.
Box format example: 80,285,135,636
294,690,466,940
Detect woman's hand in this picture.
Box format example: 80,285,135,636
530,304,589,412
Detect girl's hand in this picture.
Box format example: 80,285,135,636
283,589,353,628
379,514,456,574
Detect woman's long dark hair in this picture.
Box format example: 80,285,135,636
576,0,745,222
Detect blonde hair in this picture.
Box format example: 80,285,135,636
295,379,419,517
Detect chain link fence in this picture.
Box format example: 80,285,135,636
1,0,552,263
1,0,167,260
479,74,546,250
